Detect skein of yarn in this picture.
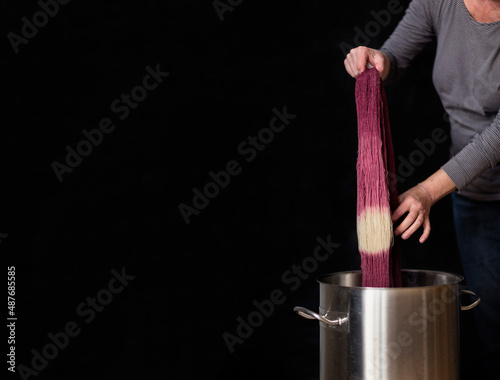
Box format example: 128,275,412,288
355,68,401,288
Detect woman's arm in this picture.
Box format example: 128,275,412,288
344,0,435,80
396,112,500,242
442,114,500,190
379,0,435,82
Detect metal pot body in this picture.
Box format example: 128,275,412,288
294,270,480,380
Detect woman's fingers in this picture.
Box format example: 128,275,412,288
346,53,365,77
391,201,408,223
400,212,424,240
419,217,431,243
345,47,370,78
394,207,419,237
344,58,359,77
356,48,370,73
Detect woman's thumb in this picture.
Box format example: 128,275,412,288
368,52,385,73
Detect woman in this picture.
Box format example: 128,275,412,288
344,0,500,377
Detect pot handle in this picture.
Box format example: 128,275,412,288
293,306,348,326
460,289,481,311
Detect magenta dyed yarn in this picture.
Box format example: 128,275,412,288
355,68,401,288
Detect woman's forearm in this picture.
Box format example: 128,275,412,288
441,116,500,190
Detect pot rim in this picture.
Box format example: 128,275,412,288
317,269,464,290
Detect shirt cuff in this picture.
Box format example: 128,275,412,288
441,158,470,191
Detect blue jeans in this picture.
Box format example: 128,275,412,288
452,193,500,378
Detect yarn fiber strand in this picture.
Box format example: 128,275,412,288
355,68,402,288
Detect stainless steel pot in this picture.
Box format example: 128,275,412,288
294,270,480,380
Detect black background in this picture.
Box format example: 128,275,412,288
1,0,478,379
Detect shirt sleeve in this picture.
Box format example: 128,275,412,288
380,0,436,82
441,111,500,190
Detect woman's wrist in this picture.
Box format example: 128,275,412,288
417,183,435,204
420,168,457,203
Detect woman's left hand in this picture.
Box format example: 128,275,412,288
392,185,434,243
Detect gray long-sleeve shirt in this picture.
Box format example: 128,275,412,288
380,0,500,200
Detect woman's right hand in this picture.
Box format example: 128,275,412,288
344,46,390,80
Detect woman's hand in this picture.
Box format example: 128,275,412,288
392,184,434,243
391,170,456,243
344,46,390,80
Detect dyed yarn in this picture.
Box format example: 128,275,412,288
355,68,401,288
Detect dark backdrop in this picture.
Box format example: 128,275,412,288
1,1,476,379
